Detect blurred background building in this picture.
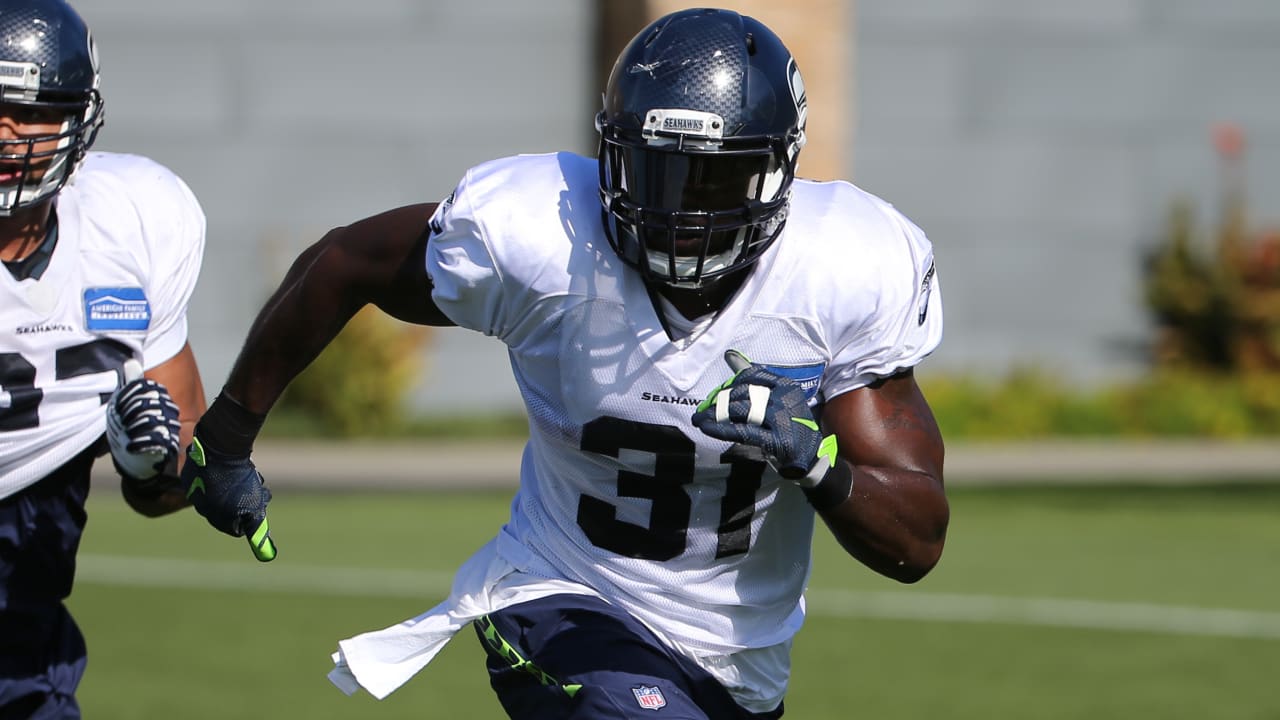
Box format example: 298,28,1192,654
76,0,1280,415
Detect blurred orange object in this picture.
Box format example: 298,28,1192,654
1212,122,1245,160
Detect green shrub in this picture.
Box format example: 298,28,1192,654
273,307,431,437
1143,124,1280,373
920,369,1280,439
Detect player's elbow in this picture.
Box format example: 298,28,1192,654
850,531,947,585
876,506,949,584
890,536,946,584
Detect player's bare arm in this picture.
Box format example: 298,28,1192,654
818,368,948,583
179,203,453,558
181,202,462,560
223,202,452,414
119,343,207,517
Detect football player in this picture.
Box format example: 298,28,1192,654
183,8,947,719
0,0,207,716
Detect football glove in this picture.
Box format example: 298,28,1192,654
692,350,839,486
181,434,276,561
106,361,182,486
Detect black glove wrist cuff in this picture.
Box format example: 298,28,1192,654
196,391,267,458
802,460,854,512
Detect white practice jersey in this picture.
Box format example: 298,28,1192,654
0,152,205,498
426,152,942,656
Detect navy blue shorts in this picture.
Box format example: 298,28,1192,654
473,593,785,720
0,445,96,719
0,605,86,720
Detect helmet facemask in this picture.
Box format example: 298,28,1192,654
0,89,103,215
598,111,800,287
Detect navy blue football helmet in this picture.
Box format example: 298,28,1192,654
597,8,807,287
0,0,104,215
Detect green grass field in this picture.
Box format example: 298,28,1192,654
68,482,1280,719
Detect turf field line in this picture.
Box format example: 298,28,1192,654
803,588,1280,640
78,554,457,597
77,554,1280,640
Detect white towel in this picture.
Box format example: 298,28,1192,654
327,537,595,700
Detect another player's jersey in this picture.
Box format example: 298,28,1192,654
426,152,942,655
0,152,205,498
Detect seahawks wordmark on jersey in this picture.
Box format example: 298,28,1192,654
0,152,205,498
332,151,942,707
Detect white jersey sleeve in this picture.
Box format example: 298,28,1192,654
820,197,943,398
423,180,504,337
74,153,206,369
425,156,573,345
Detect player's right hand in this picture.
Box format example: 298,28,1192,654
180,433,273,550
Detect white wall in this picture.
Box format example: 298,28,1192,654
70,0,1280,413
77,0,593,412
854,0,1280,384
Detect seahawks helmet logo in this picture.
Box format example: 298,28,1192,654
786,57,807,158
787,57,807,129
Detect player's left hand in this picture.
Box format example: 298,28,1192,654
692,350,838,483
106,363,182,485
180,434,276,561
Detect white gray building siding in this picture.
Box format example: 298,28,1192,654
855,1,1280,384
75,1,1280,412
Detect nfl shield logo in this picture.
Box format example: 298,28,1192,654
632,685,667,710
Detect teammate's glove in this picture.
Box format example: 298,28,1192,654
692,350,838,484
181,436,275,561
106,361,182,490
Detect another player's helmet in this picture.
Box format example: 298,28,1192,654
596,8,807,287
0,0,104,216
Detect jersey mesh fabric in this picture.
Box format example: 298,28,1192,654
504,296,816,654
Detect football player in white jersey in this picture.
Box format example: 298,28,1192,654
182,8,947,719
0,0,207,716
